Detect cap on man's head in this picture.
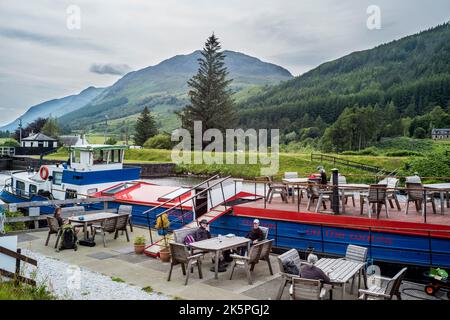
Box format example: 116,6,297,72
199,219,208,225
253,219,260,224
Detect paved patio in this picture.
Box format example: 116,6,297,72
13,227,446,300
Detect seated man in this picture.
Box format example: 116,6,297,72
300,254,331,284
193,219,211,241
246,219,264,244
290,253,332,298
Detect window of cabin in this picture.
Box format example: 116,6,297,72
15,180,25,195
72,150,81,163
53,172,63,185
109,149,122,164
29,184,37,195
93,150,108,164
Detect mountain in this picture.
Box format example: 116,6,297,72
58,50,293,131
0,86,105,132
238,23,450,134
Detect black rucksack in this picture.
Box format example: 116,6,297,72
58,225,78,251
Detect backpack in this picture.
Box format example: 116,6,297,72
58,224,78,251
283,260,300,276
184,234,195,246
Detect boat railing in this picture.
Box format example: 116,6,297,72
147,175,232,243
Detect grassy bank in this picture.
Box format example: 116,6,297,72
43,148,409,182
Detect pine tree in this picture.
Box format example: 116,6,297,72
41,117,61,138
178,34,235,140
134,107,158,146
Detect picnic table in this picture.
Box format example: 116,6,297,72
315,258,366,299
282,178,310,203
190,236,251,280
424,183,450,215
69,212,118,241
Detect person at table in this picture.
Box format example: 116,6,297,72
300,253,331,284
193,219,212,241
317,166,328,186
246,219,265,244
54,207,82,233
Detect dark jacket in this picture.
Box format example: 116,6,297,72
320,171,327,186
246,227,264,242
56,216,64,227
194,227,211,241
300,264,331,284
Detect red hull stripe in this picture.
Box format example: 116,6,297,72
233,206,450,239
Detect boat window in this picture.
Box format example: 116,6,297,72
158,187,191,202
15,180,25,196
102,182,136,195
71,150,81,163
109,149,122,164
93,150,108,164
29,184,37,195
65,189,77,199
87,188,98,195
53,172,63,185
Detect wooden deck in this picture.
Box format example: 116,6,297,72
233,193,450,227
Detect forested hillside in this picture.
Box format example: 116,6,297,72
238,23,450,152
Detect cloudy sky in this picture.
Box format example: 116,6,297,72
0,0,449,125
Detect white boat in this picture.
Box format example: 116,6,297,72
0,145,140,214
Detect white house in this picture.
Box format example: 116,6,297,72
21,133,58,148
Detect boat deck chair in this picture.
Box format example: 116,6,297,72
118,205,134,232
405,183,436,216
360,185,389,219
344,245,368,292
379,178,401,211
265,176,288,204
306,183,332,213
92,216,118,247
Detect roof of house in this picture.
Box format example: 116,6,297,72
59,135,81,146
22,133,57,141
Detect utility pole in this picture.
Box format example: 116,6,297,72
18,118,22,146
125,120,129,146
104,115,109,144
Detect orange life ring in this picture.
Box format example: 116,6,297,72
39,166,49,180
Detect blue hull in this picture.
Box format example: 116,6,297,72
210,214,450,269
0,190,55,214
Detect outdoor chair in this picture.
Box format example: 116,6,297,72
259,226,269,240
290,278,328,300
379,178,401,211
405,183,436,216
360,185,389,219
167,242,204,285
284,172,303,200
114,214,130,242
118,205,133,232
306,183,332,213
45,216,62,248
92,216,119,247
343,245,368,292
229,240,273,285
275,249,307,300
265,176,288,204
359,267,407,300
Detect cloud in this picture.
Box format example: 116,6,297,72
89,63,131,75
0,27,108,53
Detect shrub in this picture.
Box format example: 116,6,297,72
105,137,117,145
403,151,450,179
0,139,20,147
143,134,174,150
3,210,26,233
385,150,423,157
341,147,379,156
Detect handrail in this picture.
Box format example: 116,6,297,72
156,175,232,219
142,174,220,216
311,153,388,174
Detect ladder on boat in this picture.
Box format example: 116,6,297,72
143,176,233,257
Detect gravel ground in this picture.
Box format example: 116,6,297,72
21,249,169,300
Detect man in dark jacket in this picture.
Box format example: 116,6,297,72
194,219,211,241
246,219,264,244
